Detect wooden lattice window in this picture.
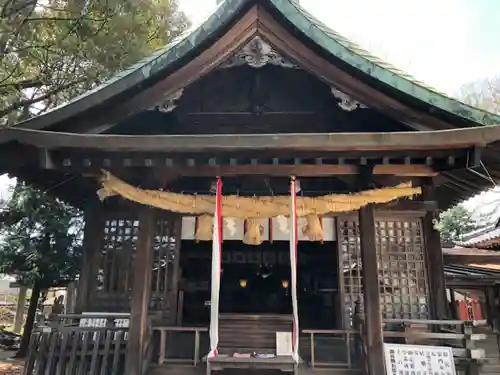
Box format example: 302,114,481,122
375,218,429,319
98,216,139,294
150,214,181,311
338,218,363,326
94,215,139,311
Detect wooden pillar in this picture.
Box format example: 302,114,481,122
65,282,77,314
449,288,458,319
168,216,182,325
422,178,447,320
485,287,498,330
359,204,384,375
126,207,155,375
13,286,27,333
75,206,104,313
335,217,346,329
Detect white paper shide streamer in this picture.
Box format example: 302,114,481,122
208,178,222,358
289,177,299,362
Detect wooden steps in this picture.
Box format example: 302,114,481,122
218,314,292,353
148,364,362,375
147,364,204,375
474,327,500,375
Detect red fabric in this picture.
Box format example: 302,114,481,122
216,178,222,246
320,216,324,244
456,300,470,320
195,216,199,244
471,299,483,320
269,218,273,243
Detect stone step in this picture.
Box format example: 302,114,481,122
147,364,204,375
480,363,500,374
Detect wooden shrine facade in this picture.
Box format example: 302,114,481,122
77,208,432,319
3,1,500,375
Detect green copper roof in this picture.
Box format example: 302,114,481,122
17,0,500,130
275,0,500,125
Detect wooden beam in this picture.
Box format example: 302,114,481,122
422,179,447,320
355,165,374,191
151,164,436,177
2,126,499,151
125,207,155,375
359,204,385,375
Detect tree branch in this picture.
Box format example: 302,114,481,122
0,77,87,119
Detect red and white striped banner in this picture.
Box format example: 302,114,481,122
289,177,299,362
208,177,223,358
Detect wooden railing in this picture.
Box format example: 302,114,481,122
300,329,361,370
153,326,208,366
24,314,129,375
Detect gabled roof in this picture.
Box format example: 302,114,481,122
12,0,500,131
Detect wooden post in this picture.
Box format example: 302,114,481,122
422,178,447,320
359,204,384,375
75,206,104,313
168,216,182,324
485,287,498,330
449,288,458,320
65,282,76,314
335,217,346,329
13,286,27,333
126,207,155,375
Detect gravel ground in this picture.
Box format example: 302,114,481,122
0,351,23,375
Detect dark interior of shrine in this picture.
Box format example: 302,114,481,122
180,239,340,329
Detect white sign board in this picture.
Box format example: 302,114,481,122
276,332,293,356
384,344,456,375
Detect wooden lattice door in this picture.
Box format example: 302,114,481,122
376,218,429,319
151,213,181,320
337,217,363,326
95,214,140,311
93,210,181,314
338,214,430,325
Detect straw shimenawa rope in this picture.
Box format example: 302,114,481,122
97,170,422,244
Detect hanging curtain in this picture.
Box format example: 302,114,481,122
289,177,299,362
208,177,223,358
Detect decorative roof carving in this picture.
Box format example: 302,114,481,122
331,87,368,111
220,36,298,69
155,89,184,113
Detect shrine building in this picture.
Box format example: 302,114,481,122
2,1,500,375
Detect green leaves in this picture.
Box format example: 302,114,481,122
0,182,83,287
0,0,189,124
436,204,477,242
